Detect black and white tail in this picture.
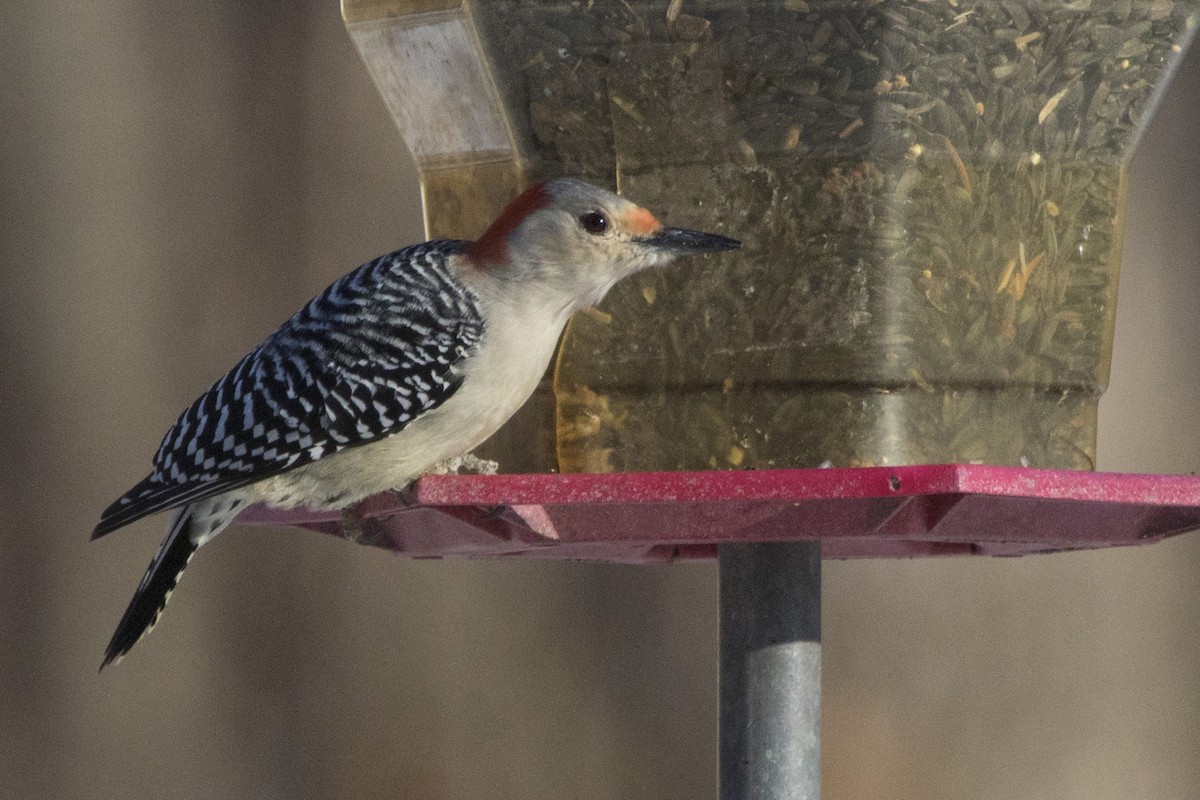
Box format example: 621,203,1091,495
100,507,199,670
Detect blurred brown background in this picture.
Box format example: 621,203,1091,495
2,3,1199,799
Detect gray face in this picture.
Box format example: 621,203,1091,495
507,178,739,309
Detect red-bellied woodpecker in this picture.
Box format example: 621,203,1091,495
92,178,740,668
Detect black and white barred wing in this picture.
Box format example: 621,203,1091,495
93,242,482,538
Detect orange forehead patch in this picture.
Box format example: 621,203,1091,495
625,207,662,236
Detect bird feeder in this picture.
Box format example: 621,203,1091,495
282,2,1200,797
343,0,1197,474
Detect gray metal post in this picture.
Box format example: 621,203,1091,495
719,541,821,800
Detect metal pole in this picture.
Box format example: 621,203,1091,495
719,540,821,800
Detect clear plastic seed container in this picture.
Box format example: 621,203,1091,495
345,0,1199,473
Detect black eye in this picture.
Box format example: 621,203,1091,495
580,211,609,235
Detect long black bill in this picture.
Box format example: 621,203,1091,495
640,227,741,254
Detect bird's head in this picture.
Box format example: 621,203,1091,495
464,178,740,310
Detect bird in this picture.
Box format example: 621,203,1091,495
92,177,740,668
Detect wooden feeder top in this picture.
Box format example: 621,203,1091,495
235,464,1200,561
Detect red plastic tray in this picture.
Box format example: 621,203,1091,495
236,465,1200,561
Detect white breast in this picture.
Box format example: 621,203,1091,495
253,285,572,510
